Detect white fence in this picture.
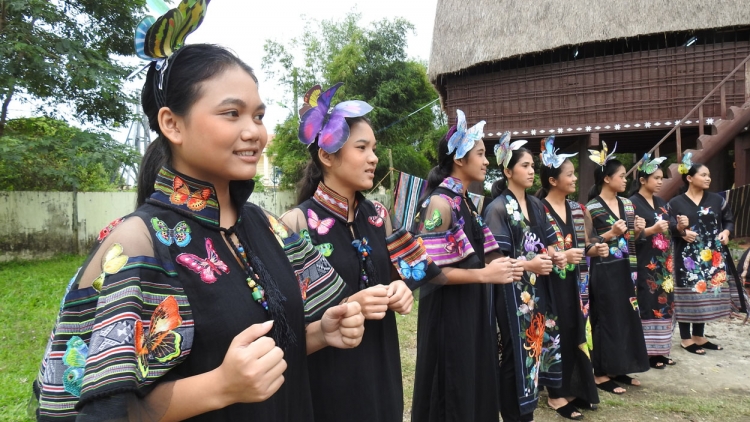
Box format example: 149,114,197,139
0,191,391,261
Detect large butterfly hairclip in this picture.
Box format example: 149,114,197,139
678,152,693,175
540,135,577,168
129,0,210,81
448,109,486,159
297,83,373,154
638,153,667,175
494,131,527,167
587,141,617,167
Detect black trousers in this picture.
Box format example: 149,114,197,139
679,322,705,340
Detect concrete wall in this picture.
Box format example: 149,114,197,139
0,191,392,261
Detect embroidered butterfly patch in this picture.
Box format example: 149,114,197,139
398,259,427,281
300,229,334,257
299,276,311,300
308,209,335,235
97,218,125,242
444,233,465,256
267,214,289,246
135,296,183,380
176,238,229,283
152,217,191,247
368,202,387,227
424,209,443,231
169,176,212,211
61,336,88,397
440,194,462,211
92,243,129,292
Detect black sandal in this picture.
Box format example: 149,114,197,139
696,340,723,350
551,402,584,420
649,356,665,369
681,343,706,355
596,380,625,395
571,398,598,411
612,375,640,386
656,355,676,365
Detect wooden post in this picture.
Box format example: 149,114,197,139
578,134,598,203
746,62,750,102
388,148,395,192
721,84,727,119
735,133,750,187
676,126,682,162
699,105,704,136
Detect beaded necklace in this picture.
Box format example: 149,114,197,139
235,242,269,311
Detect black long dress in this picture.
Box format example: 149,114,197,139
668,192,734,323
296,183,402,422
542,199,599,404
33,167,349,421
585,196,649,376
411,176,501,422
629,193,674,357
483,191,563,420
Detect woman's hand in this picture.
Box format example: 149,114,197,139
676,215,690,232
481,257,521,284
321,302,365,349
594,243,609,258
387,279,414,315
564,248,585,265
216,321,286,404
611,219,628,236
634,216,646,233
718,230,731,246
347,285,389,320
649,219,670,236
683,229,698,243
551,251,567,268
523,254,553,276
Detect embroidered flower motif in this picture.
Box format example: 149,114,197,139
662,275,674,293
658,295,668,305
700,249,713,262
712,251,722,267
710,270,726,288
519,304,530,314
684,257,696,271
665,255,674,273
646,258,657,270
694,280,707,293
521,291,532,304
545,318,556,328
651,233,669,252
524,313,546,360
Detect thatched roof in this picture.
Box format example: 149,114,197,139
429,0,750,81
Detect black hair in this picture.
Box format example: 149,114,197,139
136,44,258,207
491,147,533,197
627,167,664,197
534,158,573,199
587,159,625,201
424,129,458,195
296,116,373,205
679,162,707,194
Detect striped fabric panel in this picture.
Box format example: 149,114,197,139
420,226,477,267
480,225,500,253
393,172,427,230
282,232,348,322
641,319,673,356
673,286,731,323
386,227,443,290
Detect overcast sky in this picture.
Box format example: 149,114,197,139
9,0,439,136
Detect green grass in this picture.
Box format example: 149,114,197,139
0,255,85,422
3,258,748,422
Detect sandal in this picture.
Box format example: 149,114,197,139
649,356,665,369
551,402,584,420
681,343,706,355
596,380,625,395
571,398,598,411
696,340,723,350
656,355,676,365
612,375,640,386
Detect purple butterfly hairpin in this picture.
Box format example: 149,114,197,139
297,83,373,154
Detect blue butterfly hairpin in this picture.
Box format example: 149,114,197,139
540,135,577,168
638,153,667,175
678,152,694,175
494,131,527,167
448,109,486,159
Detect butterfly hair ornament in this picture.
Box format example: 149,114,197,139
638,153,668,175
494,131,527,167
587,141,617,167
130,0,211,108
446,109,487,159
539,135,577,168
297,83,373,154
678,152,694,175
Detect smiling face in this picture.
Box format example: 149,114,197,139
166,66,267,187
550,160,577,194
454,140,489,184
320,120,378,192
505,151,535,190
687,165,711,190
640,169,664,194
604,165,627,193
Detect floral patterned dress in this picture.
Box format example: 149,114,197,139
629,193,675,356
668,192,734,323
483,190,562,417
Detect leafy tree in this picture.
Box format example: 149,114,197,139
0,0,144,135
0,117,139,191
262,12,446,190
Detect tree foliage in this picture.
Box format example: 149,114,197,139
0,0,145,135
0,117,140,191
262,13,446,190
